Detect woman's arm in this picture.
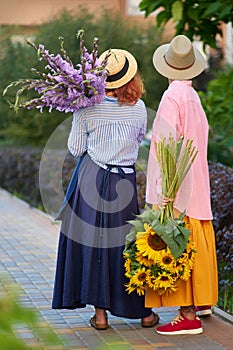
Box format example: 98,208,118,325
67,112,88,157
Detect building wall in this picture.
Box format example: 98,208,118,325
0,0,174,40
0,0,125,26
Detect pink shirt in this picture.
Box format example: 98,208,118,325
146,80,213,220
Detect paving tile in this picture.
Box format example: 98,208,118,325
0,188,232,350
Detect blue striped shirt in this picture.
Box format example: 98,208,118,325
67,96,147,173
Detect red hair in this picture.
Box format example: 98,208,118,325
108,73,145,105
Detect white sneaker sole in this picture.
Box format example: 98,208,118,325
157,327,203,335
197,309,212,316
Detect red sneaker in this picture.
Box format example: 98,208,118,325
156,314,203,335
196,306,212,316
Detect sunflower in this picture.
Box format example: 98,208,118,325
180,265,192,281
135,251,155,267
150,269,178,295
135,286,145,296
124,258,131,274
185,241,196,267
124,252,130,258
131,267,149,287
157,284,178,296
125,282,145,296
156,249,177,272
186,239,195,253
176,253,188,266
153,271,176,291
146,273,159,291
187,253,195,270
136,227,167,263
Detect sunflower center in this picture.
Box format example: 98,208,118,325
138,273,147,281
148,233,167,251
188,251,193,259
162,256,172,265
160,276,169,281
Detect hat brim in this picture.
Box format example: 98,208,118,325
99,49,138,89
153,44,206,80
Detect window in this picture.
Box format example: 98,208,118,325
127,0,159,16
127,0,143,16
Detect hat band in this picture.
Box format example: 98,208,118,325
107,57,129,83
163,55,195,70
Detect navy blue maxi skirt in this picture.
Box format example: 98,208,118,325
52,153,152,318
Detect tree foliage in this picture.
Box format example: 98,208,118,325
139,0,233,47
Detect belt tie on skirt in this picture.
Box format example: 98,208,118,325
97,163,135,263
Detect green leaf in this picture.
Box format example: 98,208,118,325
178,210,186,221
136,206,161,223
139,0,151,11
202,2,223,18
124,233,136,250
171,1,183,22
0,335,28,350
148,208,161,222
218,6,232,21
139,0,164,15
187,7,199,21
178,224,191,237
132,220,145,232
136,209,152,221
162,221,175,235
150,218,160,228
156,10,170,28
0,279,63,349
125,219,144,249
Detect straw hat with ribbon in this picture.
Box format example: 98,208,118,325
153,35,206,80
99,49,138,89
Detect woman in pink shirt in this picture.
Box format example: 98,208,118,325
146,35,218,335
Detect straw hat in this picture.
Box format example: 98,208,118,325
99,49,137,89
153,35,206,80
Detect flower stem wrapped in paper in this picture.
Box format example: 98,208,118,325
124,135,198,296
3,30,110,113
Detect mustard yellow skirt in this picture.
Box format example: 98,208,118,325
145,217,219,308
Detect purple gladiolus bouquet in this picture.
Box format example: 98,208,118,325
3,30,110,113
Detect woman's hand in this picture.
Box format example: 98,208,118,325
158,194,174,209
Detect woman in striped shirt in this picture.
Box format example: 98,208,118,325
52,49,159,330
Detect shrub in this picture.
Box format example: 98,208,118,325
199,67,233,167
208,161,233,314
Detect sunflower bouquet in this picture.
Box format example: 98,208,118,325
3,30,110,113
124,135,198,296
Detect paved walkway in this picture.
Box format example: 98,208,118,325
0,188,232,350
